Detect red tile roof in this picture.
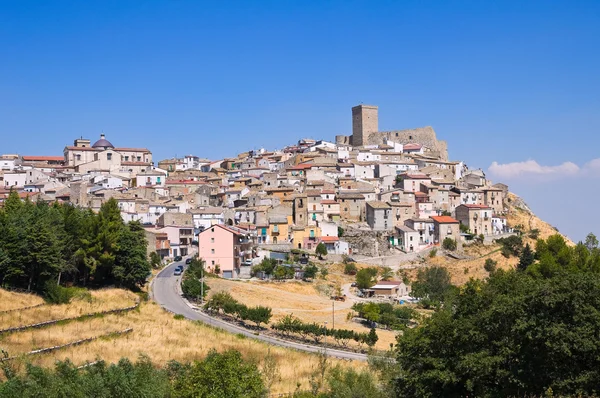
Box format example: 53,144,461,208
431,215,459,224
320,200,338,205
320,236,339,242
22,156,64,162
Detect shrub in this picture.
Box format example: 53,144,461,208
484,258,497,273
442,237,457,251
338,226,344,237
43,281,90,304
429,248,438,258
344,262,358,275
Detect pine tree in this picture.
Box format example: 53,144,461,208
518,243,535,271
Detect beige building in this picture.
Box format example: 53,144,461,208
431,215,460,245
63,134,152,175
455,204,493,236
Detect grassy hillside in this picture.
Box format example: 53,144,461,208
0,288,356,394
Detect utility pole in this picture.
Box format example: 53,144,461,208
332,301,335,330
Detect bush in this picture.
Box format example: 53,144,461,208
338,226,344,237
43,281,90,304
344,262,358,275
429,248,438,258
497,235,523,257
484,258,497,273
442,237,457,251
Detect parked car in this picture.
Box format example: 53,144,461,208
174,266,183,276
185,258,192,264
174,255,182,262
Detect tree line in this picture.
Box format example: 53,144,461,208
0,193,150,292
272,314,378,349
204,291,272,328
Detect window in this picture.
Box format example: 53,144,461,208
211,237,214,243
107,153,112,161
211,249,215,254
137,156,141,161
211,260,215,265
211,228,215,232
76,154,81,161
125,156,129,161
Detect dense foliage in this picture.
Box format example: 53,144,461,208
0,351,264,398
351,302,416,331
0,193,150,291
355,267,378,289
395,234,600,397
409,266,456,307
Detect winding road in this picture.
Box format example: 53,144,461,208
151,259,368,361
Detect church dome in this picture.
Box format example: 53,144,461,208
92,134,114,149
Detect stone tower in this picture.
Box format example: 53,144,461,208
352,104,378,147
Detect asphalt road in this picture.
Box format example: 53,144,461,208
151,259,368,361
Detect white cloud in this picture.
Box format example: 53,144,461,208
488,159,600,180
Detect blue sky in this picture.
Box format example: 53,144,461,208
1,1,599,241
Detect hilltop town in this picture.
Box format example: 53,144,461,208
1,104,522,277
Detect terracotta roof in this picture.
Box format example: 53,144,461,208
403,144,423,150
431,216,459,224
321,189,335,194
22,156,64,162
414,192,428,197
320,236,339,243
320,200,338,205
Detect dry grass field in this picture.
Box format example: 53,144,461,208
0,289,45,312
206,277,398,350
0,288,358,394
0,289,137,329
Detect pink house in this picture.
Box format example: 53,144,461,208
198,224,254,278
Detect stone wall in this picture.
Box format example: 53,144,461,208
367,126,448,160
342,227,394,257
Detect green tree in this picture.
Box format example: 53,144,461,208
315,243,328,259
113,221,151,289
337,226,344,237
410,266,454,304
355,268,377,289
517,243,535,271
244,305,272,328
366,328,379,347
303,264,318,279
172,350,265,398
585,232,599,251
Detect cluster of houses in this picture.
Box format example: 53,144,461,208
0,105,511,279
